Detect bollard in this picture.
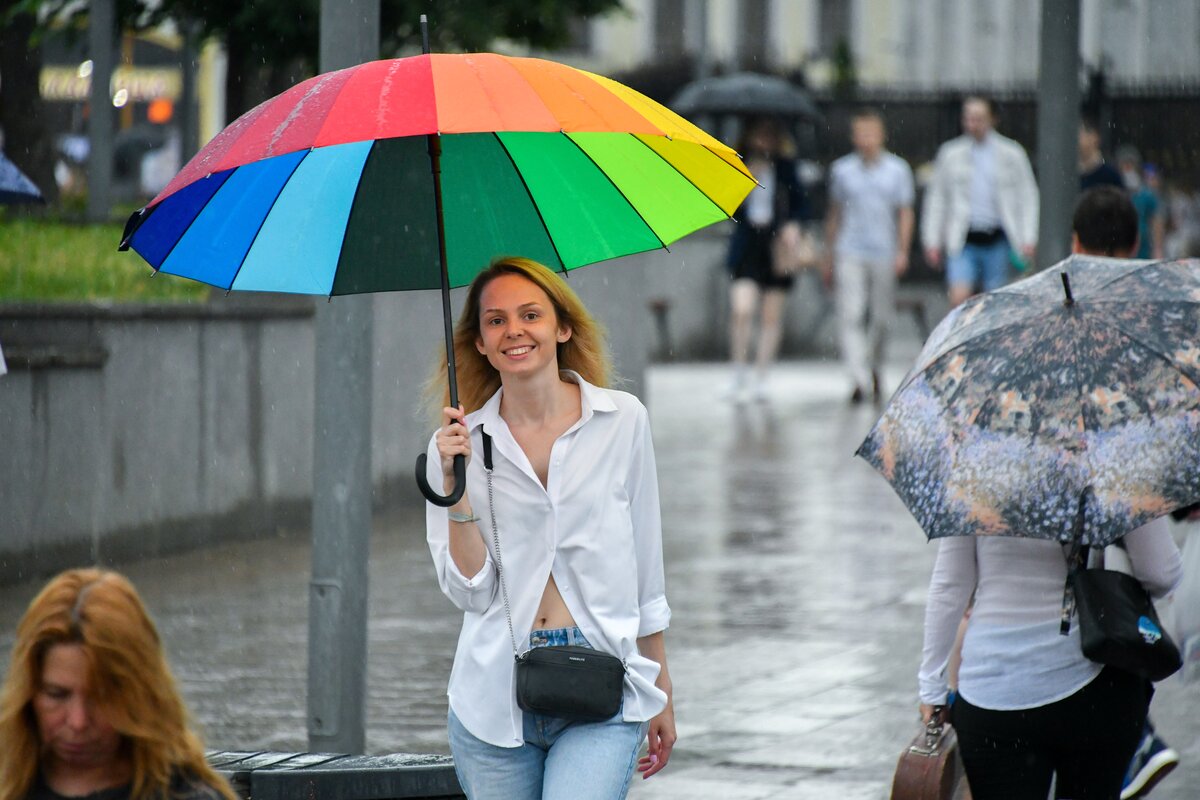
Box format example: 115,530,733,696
647,298,674,362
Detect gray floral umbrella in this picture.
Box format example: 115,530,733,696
858,254,1200,546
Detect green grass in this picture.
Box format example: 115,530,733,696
0,218,209,303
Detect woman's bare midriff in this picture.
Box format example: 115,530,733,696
532,573,576,630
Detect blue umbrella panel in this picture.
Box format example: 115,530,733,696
0,151,44,204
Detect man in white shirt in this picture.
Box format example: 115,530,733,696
824,108,914,403
921,96,1039,307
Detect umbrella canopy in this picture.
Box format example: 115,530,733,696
857,255,1200,547
120,54,755,294
0,151,44,205
670,72,820,120
119,49,755,505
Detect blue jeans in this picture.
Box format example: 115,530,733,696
448,627,648,800
946,239,1011,293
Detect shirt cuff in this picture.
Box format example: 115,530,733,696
918,675,949,707
637,596,672,637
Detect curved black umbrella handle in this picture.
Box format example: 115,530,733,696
416,452,466,507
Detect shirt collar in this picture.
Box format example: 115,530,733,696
467,370,616,433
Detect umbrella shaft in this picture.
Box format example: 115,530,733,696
428,131,459,410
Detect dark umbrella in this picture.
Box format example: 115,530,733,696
670,72,821,120
0,151,45,205
857,254,1200,547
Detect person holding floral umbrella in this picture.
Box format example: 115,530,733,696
910,188,1184,800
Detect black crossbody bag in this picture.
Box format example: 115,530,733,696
1061,541,1182,682
480,428,626,722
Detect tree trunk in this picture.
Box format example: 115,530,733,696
0,2,59,206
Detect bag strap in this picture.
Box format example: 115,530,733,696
1060,540,1089,636
480,427,523,660
481,426,494,471
1060,491,1094,636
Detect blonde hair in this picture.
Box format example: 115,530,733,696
0,568,236,800
429,257,612,414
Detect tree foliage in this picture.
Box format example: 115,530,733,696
0,0,623,211
8,0,623,64
6,0,624,121
383,0,624,54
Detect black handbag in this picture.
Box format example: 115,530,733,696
480,428,626,722
1062,541,1182,682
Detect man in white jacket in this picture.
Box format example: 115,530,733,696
921,96,1039,307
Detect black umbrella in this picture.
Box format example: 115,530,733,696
0,151,44,205
670,72,821,120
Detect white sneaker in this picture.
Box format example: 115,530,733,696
721,368,749,402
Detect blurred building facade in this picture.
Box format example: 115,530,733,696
567,0,1200,90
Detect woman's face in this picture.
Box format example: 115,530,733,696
34,643,124,774
475,274,571,380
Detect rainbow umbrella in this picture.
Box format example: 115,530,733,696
119,49,755,503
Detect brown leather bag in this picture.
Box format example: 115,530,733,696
890,709,963,800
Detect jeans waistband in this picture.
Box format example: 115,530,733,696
529,626,592,649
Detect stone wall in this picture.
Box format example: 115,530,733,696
0,263,652,584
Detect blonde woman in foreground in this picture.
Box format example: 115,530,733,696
0,568,235,800
424,257,675,799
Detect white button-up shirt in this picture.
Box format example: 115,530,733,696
425,372,671,747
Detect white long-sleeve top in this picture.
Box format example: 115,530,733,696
425,372,671,747
920,519,1182,710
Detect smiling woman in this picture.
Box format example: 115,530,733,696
422,257,676,799
0,569,235,800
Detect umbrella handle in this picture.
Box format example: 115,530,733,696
415,452,466,507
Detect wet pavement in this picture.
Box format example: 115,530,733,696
1,360,1197,799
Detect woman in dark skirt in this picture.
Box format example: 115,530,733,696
724,117,809,401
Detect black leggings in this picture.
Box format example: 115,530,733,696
952,667,1151,800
